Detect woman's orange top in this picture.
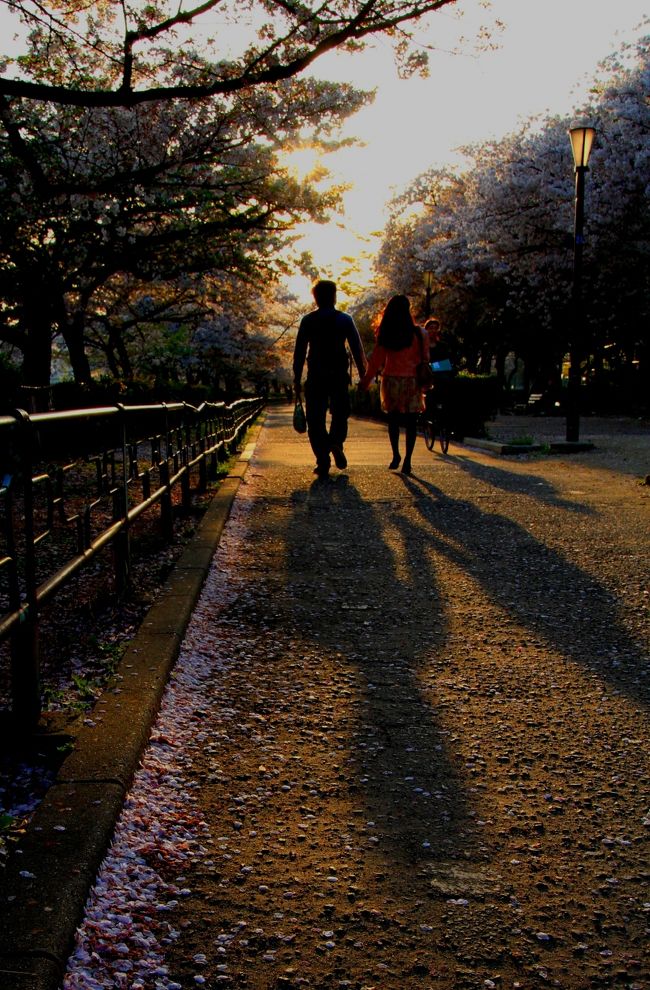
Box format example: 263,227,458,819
360,327,429,386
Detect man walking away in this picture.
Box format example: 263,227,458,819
293,280,367,478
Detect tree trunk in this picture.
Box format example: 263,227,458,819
21,320,52,388
104,341,121,380
62,311,92,385
112,328,133,382
20,303,53,410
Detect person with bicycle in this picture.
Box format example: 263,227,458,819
422,318,456,453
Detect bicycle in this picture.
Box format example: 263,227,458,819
422,397,450,454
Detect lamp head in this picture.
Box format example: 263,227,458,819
423,270,435,290
569,126,596,169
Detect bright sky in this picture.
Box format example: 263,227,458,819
288,0,648,302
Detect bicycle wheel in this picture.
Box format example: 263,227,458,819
423,419,435,450
439,423,450,454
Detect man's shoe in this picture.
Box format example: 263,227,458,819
331,444,347,469
314,458,331,477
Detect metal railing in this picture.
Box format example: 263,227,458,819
0,397,264,729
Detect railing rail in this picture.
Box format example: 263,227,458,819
0,396,264,730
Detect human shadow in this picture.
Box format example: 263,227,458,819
449,452,594,515
285,474,479,866
398,472,648,706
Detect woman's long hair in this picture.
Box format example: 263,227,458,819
376,294,417,351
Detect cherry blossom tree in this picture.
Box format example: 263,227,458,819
372,33,649,406
0,0,478,399
0,1,457,107
0,73,363,390
584,35,650,398
85,269,306,396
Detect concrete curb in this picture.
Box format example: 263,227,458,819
463,437,543,455
0,420,264,990
464,437,595,455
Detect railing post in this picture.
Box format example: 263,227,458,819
159,404,174,541
229,404,236,450
11,410,41,730
159,459,174,541
112,404,131,595
198,413,208,491
220,408,227,463
180,405,192,513
181,463,191,512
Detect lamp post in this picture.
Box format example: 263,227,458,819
423,270,435,318
566,125,595,442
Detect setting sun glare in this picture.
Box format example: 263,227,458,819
286,0,648,308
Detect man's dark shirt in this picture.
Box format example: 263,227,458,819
293,306,366,384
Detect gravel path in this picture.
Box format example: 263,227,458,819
64,409,649,990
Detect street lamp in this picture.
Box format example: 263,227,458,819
423,270,435,318
566,124,596,442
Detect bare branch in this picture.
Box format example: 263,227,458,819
125,0,226,45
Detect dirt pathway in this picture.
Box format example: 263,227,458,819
67,408,650,990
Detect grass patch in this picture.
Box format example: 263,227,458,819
508,435,535,445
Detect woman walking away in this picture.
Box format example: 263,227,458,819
358,295,429,476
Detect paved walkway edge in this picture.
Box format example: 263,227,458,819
0,419,264,990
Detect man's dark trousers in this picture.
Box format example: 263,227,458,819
305,373,350,470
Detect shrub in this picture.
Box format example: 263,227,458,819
50,378,219,411
584,370,649,417
447,373,501,440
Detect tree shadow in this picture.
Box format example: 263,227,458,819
449,452,594,515
398,472,648,706
285,474,479,866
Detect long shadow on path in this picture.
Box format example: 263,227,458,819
285,474,480,868
449,452,595,514
163,450,649,990
399,471,648,706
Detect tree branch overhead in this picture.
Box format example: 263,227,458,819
0,0,457,106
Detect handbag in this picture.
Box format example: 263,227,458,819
293,399,307,433
415,329,435,390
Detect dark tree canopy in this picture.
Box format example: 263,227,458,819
0,0,456,106
0,0,472,399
